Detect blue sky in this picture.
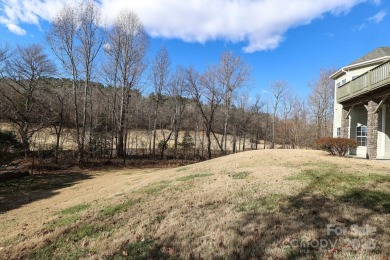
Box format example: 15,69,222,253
0,0,389,98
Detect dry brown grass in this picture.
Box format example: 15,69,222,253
0,122,255,153
1,150,390,259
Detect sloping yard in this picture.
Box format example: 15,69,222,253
1,150,390,259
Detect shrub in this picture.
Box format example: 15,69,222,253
0,130,21,153
316,137,357,157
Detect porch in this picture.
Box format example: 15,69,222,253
341,103,390,159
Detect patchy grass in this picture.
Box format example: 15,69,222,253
108,239,172,259
231,171,251,179
59,203,90,215
341,189,390,213
100,199,141,217
46,214,81,230
176,172,212,181
288,163,390,196
175,167,187,172
3,150,390,259
31,223,108,259
142,180,171,195
235,193,286,212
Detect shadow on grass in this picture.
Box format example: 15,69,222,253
227,165,390,259
341,188,390,214
0,172,92,213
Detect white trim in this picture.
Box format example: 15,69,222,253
330,56,390,79
382,105,386,157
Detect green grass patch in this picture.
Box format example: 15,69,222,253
59,203,90,215
142,181,171,195
232,171,251,179
176,173,212,182
31,222,107,258
175,167,187,172
100,199,140,217
108,239,171,259
46,214,81,230
340,188,390,213
235,194,286,212
287,164,390,196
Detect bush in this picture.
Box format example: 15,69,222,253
316,137,357,157
0,130,21,153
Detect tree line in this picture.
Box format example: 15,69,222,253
0,1,335,163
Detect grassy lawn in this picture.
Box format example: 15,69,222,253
1,150,390,259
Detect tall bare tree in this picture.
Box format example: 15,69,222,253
187,66,223,159
0,44,56,157
47,4,82,160
105,10,148,157
151,46,171,157
169,66,188,157
47,81,70,163
78,0,104,156
270,80,288,149
217,51,250,154
309,68,335,138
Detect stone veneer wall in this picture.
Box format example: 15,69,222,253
341,107,349,138
367,100,379,159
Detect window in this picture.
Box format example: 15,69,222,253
352,75,358,80
356,126,367,146
341,79,346,85
336,127,341,137
337,82,341,88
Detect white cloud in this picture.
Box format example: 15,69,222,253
367,10,387,24
6,23,26,35
371,0,382,6
356,9,386,31
0,0,379,52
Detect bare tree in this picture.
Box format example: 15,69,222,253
270,80,288,149
187,66,223,159
47,4,82,160
46,81,70,163
309,68,335,138
218,51,250,154
78,0,104,157
0,44,56,157
169,66,188,157
281,89,294,148
0,44,9,71
105,10,148,158
151,46,171,157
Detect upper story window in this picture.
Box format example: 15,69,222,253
336,127,341,137
352,75,358,80
341,79,346,85
337,82,341,88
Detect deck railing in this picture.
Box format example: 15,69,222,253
337,60,390,102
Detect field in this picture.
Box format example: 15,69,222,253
0,122,255,153
1,150,390,259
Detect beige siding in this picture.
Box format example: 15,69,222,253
349,106,367,157
384,104,390,158
347,65,377,81
377,107,384,157
333,98,343,137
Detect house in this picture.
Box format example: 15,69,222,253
332,47,390,159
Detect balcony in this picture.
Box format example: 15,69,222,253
337,60,390,103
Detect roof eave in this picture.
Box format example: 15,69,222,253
330,56,390,80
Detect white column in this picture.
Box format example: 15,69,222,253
381,104,386,157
